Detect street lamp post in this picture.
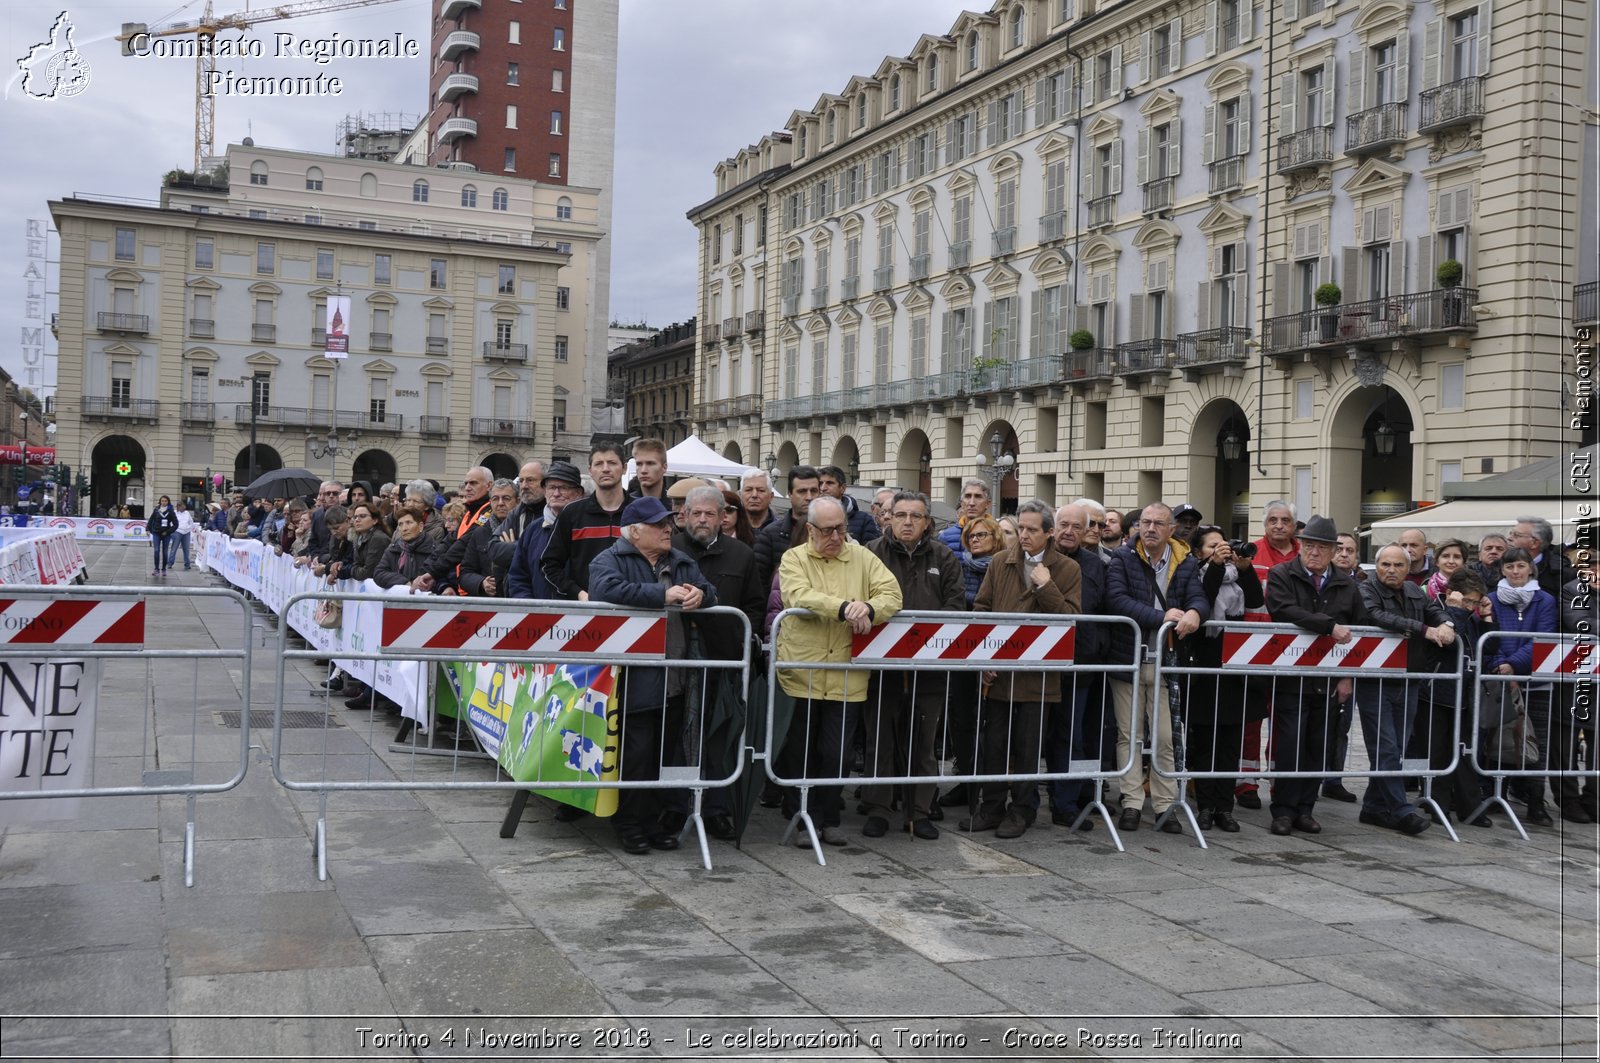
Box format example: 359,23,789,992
974,429,1014,509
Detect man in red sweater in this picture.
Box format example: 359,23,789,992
1237,500,1300,809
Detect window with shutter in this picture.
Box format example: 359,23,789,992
841,333,857,389
911,316,928,378
874,325,890,382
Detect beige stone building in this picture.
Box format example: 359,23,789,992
690,0,1597,537
52,143,602,511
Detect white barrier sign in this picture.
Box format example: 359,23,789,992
0,657,99,821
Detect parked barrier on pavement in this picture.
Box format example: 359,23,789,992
271,591,753,877
765,608,1142,865
1154,620,1467,847
0,585,255,886
1470,631,1598,838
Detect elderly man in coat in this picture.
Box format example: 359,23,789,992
588,497,718,855
862,490,965,841
964,499,1082,839
775,496,902,847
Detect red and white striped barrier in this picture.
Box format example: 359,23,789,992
1531,639,1599,675
380,606,666,658
1222,630,1409,670
0,597,145,647
851,619,1076,663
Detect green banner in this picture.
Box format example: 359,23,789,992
436,660,620,816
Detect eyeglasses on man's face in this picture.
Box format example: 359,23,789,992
811,523,847,538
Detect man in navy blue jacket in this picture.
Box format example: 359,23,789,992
1104,501,1209,833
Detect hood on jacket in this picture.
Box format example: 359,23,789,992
1134,536,1191,568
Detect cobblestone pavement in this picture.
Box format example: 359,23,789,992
0,542,1595,1061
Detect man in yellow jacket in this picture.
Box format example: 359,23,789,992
775,496,902,846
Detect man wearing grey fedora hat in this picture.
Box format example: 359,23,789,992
1262,514,1371,836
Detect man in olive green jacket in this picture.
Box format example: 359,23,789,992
966,499,1082,839
775,497,902,846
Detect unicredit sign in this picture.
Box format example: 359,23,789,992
0,446,56,466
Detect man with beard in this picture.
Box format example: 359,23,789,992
509,460,546,540
507,461,584,600
543,444,629,600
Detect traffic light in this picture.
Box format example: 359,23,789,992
75,474,88,496
56,464,69,487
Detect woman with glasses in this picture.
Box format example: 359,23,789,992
1179,526,1264,831
958,515,1002,607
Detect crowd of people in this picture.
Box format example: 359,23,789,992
191,437,1597,856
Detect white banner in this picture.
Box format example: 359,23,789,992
326,294,351,357
197,530,426,729
6,515,153,543
0,527,87,585
0,657,99,822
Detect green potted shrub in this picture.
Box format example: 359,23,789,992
1315,282,1342,342
1068,329,1095,376
1437,259,1464,325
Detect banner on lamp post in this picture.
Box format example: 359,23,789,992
325,295,350,358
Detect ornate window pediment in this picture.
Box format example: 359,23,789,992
1205,61,1253,95
185,276,219,291
1085,113,1122,144
184,347,219,364
422,296,453,310
363,359,397,376
304,354,339,370
247,281,282,297
246,351,281,368
486,367,519,383
980,261,1021,294
866,295,896,319
366,291,398,307
1138,88,1182,120
1133,218,1182,251
805,313,831,334
1343,157,1409,195
419,361,453,378
1197,201,1251,238
945,168,977,194
105,268,143,284
1037,132,1074,160
987,150,1023,175
1028,250,1072,278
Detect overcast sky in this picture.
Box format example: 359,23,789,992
0,0,977,398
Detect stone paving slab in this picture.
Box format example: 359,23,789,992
0,546,1595,1059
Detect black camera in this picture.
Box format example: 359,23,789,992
1228,539,1258,560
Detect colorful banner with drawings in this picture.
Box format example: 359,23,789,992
435,659,620,816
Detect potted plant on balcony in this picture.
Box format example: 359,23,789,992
1315,282,1342,342
1437,259,1464,325
970,354,1007,391
1068,329,1095,376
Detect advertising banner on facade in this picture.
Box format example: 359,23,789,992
325,294,350,357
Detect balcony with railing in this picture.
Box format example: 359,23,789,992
180,402,215,423
1012,354,1066,388
744,309,764,333
782,295,799,317
426,336,448,354
82,397,159,421
1219,15,1243,50
188,318,214,339
1115,339,1178,383
721,317,740,339
909,253,931,281
703,322,720,343
811,285,830,310
1095,74,1119,101
1088,196,1116,228
1039,211,1066,243
1345,102,1407,154
482,341,528,362
1576,281,1598,327
436,116,478,142
438,72,479,101
873,266,894,292
991,227,1017,257
1419,76,1485,132
1175,327,1252,379
1064,348,1117,384
1276,126,1333,173
439,30,479,60
441,0,480,16
252,323,276,343
1142,177,1175,215
1209,155,1246,195
840,275,860,301
97,312,149,334
469,417,535,440
949,242,972,269
763,395,815,421
369,332,393,352
1264,287,1479,358
419,415,451,435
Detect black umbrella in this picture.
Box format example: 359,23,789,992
240,467,323,499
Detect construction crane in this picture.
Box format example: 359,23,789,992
116,0,411,172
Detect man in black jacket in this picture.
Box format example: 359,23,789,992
862,490,964,840
1263,514,1371,836
1511,516,1575,600
541,443,628,599
1356,544,1457,835
456,480,520,596
1104,501,1210,833
753,465,821,590
1046,502,1108,828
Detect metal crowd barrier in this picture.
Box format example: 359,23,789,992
0,585,255,886
765,608,1142,864
1469,630,1598,838
272,591,752,876
1154,620,1466,847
